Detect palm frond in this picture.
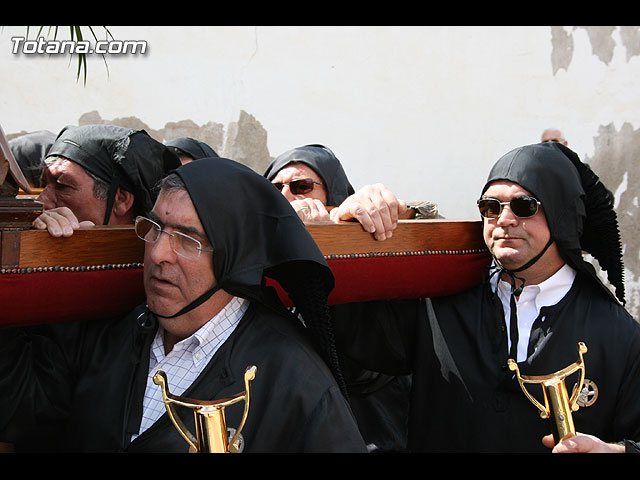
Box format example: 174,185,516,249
26,26,112,85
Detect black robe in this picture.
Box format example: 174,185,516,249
0,302,366,453
265,145,410,452
338,272,640,452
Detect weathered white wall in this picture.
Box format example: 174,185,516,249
2,26,639,317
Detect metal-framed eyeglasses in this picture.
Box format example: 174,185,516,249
477,196,542,219
135,216,214,259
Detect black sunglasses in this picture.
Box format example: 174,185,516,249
477,196,541,219
272,178,323,195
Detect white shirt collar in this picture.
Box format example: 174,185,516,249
150,296,249,366
491,262,576,362
491,262,576,309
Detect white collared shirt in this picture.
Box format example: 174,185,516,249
491,263,576,362
134,296,249,437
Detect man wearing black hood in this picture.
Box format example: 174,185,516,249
339,142,640,452
0,157,366,452
265,145,415,452
265,144,414,241
33,124,181,237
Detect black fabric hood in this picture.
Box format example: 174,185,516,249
165,137,219,160
482,142,624,304
263,144,355,207
9,130,56,188
175,157,335,307
47,124,181,224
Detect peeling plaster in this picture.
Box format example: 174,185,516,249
547,25,640,320
620,26,640,60
551,26,640,74
577,26,618,65
9,108,275,182
550,26,574,74
587,122,640,320
73,110,273,174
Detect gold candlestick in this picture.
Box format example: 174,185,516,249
508,343,587,444
153,365,257,453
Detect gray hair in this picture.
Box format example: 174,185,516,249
155,172,186,194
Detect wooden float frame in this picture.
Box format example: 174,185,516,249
0,219,490,328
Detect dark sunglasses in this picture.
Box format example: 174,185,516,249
272,178,323,195
477,196,541,219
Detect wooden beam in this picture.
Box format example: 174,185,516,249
11,225,144,269
307,218,485,256
1,219,485,270
1,220,490,327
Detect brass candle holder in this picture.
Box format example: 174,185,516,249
153,365,257,453
508,343,587,444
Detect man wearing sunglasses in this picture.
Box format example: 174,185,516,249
265,144,412,241
339,142,640,453
1,157,367,452
265,144,418,452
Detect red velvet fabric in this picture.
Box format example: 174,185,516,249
1,268,145,328
270,252,491,306
1,252,491,327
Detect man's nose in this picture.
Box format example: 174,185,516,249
148,231,178,263
495,204,518,225
36,186,55,210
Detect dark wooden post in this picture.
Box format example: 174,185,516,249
0,125,44,268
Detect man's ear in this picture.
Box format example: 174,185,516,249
111,188,135,220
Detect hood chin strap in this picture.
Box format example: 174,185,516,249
490,236,554,361
148,284,221,319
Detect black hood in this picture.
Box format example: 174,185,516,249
165,137,219,160
482,142,624,304
9,130,56,188
171,157,344,394
264,144,355,206
47,124,181,224
175,156,335,307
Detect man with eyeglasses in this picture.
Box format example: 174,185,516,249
0,157,366,452
338,142,640,452
32,124,180,237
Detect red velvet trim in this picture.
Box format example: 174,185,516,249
0,268,145,328
269,252,491,306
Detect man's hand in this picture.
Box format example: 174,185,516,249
291,198,331,223
32,207,95,237
542,433,625,453
329,183,407,241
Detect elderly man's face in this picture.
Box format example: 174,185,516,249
38,157,107,225
143,189,216,338
481,180,552,271
270,162,328,204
